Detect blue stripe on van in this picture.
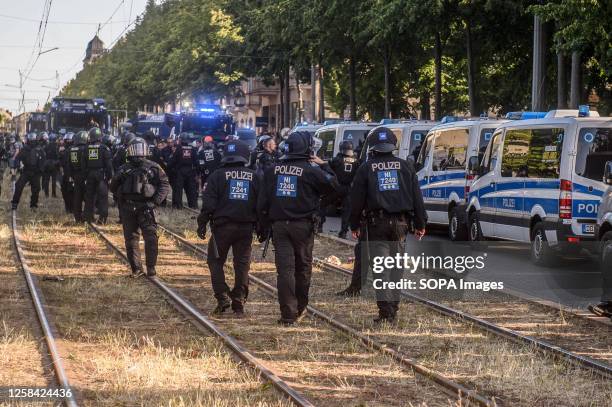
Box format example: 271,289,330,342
573,183,604,197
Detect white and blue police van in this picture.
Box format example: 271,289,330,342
415,119,506,240
595,161,612,264
466,108,612,265
314,122,377,161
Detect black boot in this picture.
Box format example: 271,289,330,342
213,297,231,315
232,300,245,318
130,268,145,278
146,266,156,277
588,302,612,318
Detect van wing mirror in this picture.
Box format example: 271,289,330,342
468,156,480,175
604,161,612,185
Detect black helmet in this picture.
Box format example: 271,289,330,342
280,131,313,160
39,132,49,142
368,127,397,153
127,137,150,158
49,133,57,142
339,140,354,156
74,130,89,146
88,127,103,143
58,128,67,135
26,133,37,144
120,122,133,131
121,131,136,146
179,132,192,146
102,133,115,147
64,132,74,143
221,140,250,164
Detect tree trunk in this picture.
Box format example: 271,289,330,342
466,20,477,116
434,32,442,120
311,63,317,122
284,68,291,127
570,51,581,107
421,91,431,120
556,52,566,108
349,55,357,120
279,72,285,128
383,47,391,118
318,62,325,122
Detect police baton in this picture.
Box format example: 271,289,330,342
209,230,220,259
261,233,271,259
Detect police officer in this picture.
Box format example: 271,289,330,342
113,131,135,173
197,140,259,316
83,127,112,224
42,133,60,198
257,131,340,325
168,133,198,209
323,140,358,238
252,135,278,175
110,137,170,277
349,127,427,324
67,131,89,222
11,133,45,210
197,136,221,188
59,132,74,213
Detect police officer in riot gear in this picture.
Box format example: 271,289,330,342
110,137,170,277
349,127,427,324
59,132,74,213
197,140,259,316
251,135,278,175
11,133,45,210
113,131,136,173
83,127,113,224
168,133,198,209
67,131,89,222
42,132,60,198
197,136,221,188
257,131,341,325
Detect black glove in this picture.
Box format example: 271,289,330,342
197,213,208,240
256,222,271,243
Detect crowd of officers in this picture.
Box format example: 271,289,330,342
0,126,427,325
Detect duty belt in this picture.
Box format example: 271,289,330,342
366,210,412,222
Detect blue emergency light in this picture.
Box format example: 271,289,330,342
578,105,590,117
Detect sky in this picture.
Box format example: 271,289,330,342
0,0,149,115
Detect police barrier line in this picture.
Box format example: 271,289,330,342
157,223,497,407
10,208,79,407
312,258,612,380
86,222,315,407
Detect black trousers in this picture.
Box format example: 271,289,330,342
172,168,197,209
602,241,612,302
272,219,314,321
42,164,59,197
60,172,74,213
120,205,158,273
349,227,366,290
71,175,87,222
83,170,108,221
207,222,253,307
12,171,41,208
366,217,409,318
339,193,351,233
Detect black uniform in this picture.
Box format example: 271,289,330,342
328,151,358,235
110,158,170,275
83,142,112,223
258,134,339,323
67,143,88,222
168,143,198,209
350,147,427,320
199,145,259,313
196,145,221,186
11,143,45,209
42,140,60,197
59,142,73,212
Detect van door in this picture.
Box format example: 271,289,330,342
474,131,503,237
406,129,428,162
572,125,612,237
317,129,336,161
416,132,435,205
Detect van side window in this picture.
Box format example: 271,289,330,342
432,129,468,171
482,131,502,173
416,133,434,169
410,130,425,161
575,127,612,181
317,130,336,160
501,128,563,178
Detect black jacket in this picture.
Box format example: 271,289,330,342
349,153,427,230
110,159,170,206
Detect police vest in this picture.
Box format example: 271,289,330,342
338,156,356,184
120,165,156,201
87,143,104,169
69,146,84,171
180,146,194,166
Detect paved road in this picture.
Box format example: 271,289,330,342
321,217,604,310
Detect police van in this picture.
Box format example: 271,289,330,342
466,109,612,264
314,123,377,160
415,119,506,240
358,121,437,161
596,163,612,265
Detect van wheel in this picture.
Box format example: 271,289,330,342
449,207,468,241
601,232,612,270
531,223,557,267
468,212,483,241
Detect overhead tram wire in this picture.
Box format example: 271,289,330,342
0,12,128,25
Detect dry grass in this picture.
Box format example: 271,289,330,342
96,220,458,407
156,207,612,406
9,191,290,407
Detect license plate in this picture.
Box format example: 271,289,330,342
582,224,595,234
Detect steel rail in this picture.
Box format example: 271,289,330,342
86,222,315,407
157,223,497,407
312,257,612,380
10,208,79,407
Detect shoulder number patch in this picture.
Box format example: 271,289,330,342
377,170,399,191
229,179,250,200
276,175,297,197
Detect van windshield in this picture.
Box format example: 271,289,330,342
342,129,369,154
575,127,612,181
